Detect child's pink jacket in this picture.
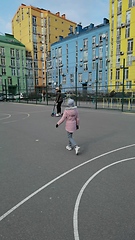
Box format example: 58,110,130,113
57,106,79,133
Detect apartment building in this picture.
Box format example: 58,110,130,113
0,33,26,95
109,0,135,93
12,3,77,93
49,18,109,93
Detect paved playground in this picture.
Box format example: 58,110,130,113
0,102,135,240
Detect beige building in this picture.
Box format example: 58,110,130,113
12,3,77,92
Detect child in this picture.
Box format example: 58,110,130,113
56,98,80,155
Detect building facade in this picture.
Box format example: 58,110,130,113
12,3,77,93
49,18,109,93
0,33,26,95
109,0,135,94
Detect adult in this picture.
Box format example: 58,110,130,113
55,87,63,116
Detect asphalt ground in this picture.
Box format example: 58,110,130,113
0,102,135,240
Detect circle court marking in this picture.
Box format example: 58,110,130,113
73,156,135,240
0,143,135,222
0,114,11,121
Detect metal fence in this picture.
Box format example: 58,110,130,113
0,85,135,113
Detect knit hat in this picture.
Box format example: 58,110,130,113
67,98,75,107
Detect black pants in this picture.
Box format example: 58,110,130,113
57,102,62,114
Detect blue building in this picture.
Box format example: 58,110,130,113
49,18,110,94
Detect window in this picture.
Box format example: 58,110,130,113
32,16,36,25
11,58,15,66
116,56,120,66
1,67,6,75
126,81,132,89
58,47,62,57
125,68,129,79
33,26,37,34
99,59,103,69
125,25,130,38
0,47,5,55
92,49,96,59
16,49,20,58
117,28,121,40
92,36,96,47
127,39,133,53
62,75,66,84
70,74,74,83
83,62,88,71
99,71,102,80
92,36,96,44
127,54,132,65
83,38,88,49
112,2,114,16
99,47,103,58
1,57,5,66
83,50,88,62
116,69,120,79
10,48,15,57
116,81,120,90
117,0,122,14
116,42,120,55
33,34,37,43
88,72,92,82
117,14,121,28
92,61,96,70
70,25,73,33
129,0,135,8
17,69,20,77
78,73,82,82
99,34,103,43
126,11,131,24
8,77,12,85
11,68,16,76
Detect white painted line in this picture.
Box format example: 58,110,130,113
73,156,135,240
0,143,135,222
0,114,11,121
2,112,30,123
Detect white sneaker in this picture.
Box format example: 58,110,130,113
56,114,59,117
75,146,80,155
66,145,72,151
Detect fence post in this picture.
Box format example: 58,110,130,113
46,70,48,105
4,79,7,101
95,62,98,109
121,58,125,112
75,65,77,106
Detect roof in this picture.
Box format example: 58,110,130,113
51,19,109,47
0,33,25,47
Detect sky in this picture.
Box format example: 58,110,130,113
0,0,109,35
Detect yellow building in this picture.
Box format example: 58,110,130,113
12,3,76,92
109,0,135,94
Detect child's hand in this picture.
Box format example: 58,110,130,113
56,124,58,128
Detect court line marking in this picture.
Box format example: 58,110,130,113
73,156,135,240
2,112,30,124
0,143,135,222
0,114,11,121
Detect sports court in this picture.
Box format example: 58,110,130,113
0,102,135,240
